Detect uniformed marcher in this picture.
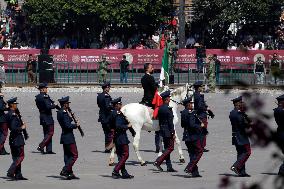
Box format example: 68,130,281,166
97,81,113,152
153,90,177,172
35,83,58,154
229,96,251,177
110,97,134,179
193,81,214,152
57,96,79,180
274,94,284,176
0,93,9,155
6,97,28,180
181,97,204,177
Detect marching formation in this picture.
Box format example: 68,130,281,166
0,63,283,181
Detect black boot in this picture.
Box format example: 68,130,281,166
37,146,45,154
112,170,121,179
6,172,14,179
153,162,163,171
121,169,134,179
15,174,28,180
167,167,177,172
66,173,80,180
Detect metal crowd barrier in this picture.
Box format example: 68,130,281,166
2,61,284,85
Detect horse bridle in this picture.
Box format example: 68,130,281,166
170,85,193,105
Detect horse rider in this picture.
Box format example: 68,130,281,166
153,90,177,172
193,81,214,152
274,94,284,176
141,63,161,152
110,97,134,179
181,97,204,177
229,96,251,177
97,81,113,153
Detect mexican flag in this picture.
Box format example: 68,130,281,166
159,43,169,87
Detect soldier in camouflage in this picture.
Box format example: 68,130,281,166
97,54,110,83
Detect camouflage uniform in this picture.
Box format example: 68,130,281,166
97,57,110,83
206,58,216,92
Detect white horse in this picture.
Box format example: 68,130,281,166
109,83,193,166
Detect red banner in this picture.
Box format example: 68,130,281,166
0,49,40,68
0,49,284,70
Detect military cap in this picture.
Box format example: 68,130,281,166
276,94,284,102
7,97,18,104
182,97,193,106
37,82,48,89
111,97,122,105
231,96,242,104
193,81,203,87
100,81,111,89
160,90,171,99
58,96,71,104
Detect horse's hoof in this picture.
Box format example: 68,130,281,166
179,159,185,163
141,162,147,166
109,162,115,166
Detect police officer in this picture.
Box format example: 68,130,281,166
153,90,177,172
57,96,79,180
229,96,251,177
35,83,58,154
0,93,9,155
97,81,113,153
181,97,204,177
193,81,214,152
6,97,28,180
110,97,134,179
274,94,284,176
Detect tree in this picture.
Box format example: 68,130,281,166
23,0,173,46
192,0,284,48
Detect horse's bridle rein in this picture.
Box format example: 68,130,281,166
170,85,193,105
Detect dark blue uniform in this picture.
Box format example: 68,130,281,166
110,110,131,175
6,109,25,178
229,108,251,175
57,108,78,175
274,106,284,175
0,97,8,154
155,104,175,169
35,92,56,153
97,91,113,148
181,109,203,176
193,91,208,148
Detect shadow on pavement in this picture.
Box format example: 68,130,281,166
46,175,67,180
0,176,16,181
261,172,279,176
219,173,239,177
171,174,193,178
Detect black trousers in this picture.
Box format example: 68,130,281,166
102,123,111,148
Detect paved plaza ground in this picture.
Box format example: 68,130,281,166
0,87,282,189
